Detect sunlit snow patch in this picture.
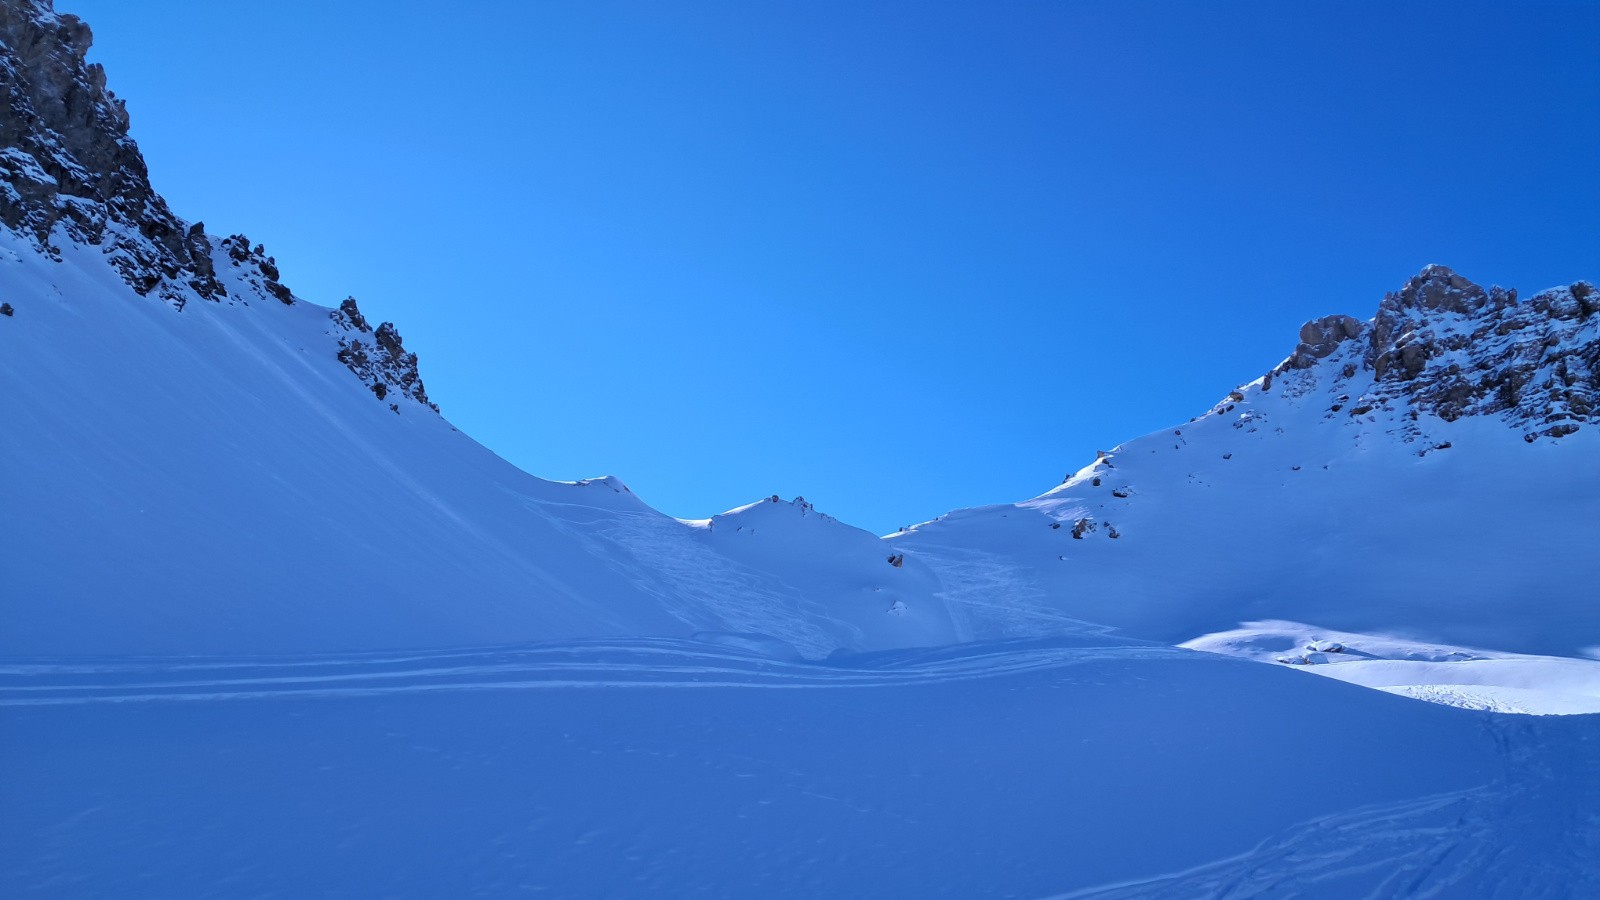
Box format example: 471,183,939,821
1182,621,1600,715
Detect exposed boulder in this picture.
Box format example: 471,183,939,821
217,234,294,305
335,296,370,332
1283,314,1364,370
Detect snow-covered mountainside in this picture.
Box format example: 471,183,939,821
896,265,1600,658
0,0,952,658
3,0,1597,671
6,2,1600,895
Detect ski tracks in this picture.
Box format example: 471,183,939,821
909,544,1114,643
1053,716,1600,899
0,639,1190,707
515,498,843,655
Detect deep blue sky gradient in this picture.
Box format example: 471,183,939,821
62,1,1600,533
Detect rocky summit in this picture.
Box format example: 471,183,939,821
1270,264,1598,444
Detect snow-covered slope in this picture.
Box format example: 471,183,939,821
0,231,960,656
896,266,1600,659
0,2,952,657
6,2,1600,896
7,0,1596,674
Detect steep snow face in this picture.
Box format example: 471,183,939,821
896,267,1600,658
0,229,957,657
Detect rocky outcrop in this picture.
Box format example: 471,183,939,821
331,296,437,411
1269,265,1598,441
0,0,223,306
1284,314,1363,369
2,0,438,411
219,233,295,305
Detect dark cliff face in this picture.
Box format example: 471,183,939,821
0,0,438,412
0,0,223,304
1273,265,1599,441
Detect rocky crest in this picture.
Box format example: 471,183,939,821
0,0,222,305
1269,265,1598,442
330,297,437,411
1,0,437,410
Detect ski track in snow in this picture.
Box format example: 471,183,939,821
1057,716,1600,900
0,638,1189,707
512,496,844,655
908,543,1115,642
1380,684,1531,714
8,637,1596,897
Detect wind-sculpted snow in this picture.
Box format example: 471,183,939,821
10,636,1592,898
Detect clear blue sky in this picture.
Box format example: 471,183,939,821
62,0,1599,534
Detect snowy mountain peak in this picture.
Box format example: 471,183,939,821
896,266,1599,657
1264,265,1597,442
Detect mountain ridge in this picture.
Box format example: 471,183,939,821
3,0,1596,665
895,264,1599,656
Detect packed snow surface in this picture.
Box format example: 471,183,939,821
6,636,1597,898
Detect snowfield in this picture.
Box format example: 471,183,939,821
4,224,1597,710
6,636,1597,898
1183,621,1600,715
5,208,1600,896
